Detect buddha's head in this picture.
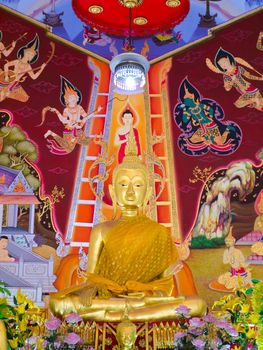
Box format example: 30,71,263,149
116,320,137,350
109,128,152,213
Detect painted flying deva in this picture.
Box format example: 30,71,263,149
0,30,16,59
206,47,263,111
43,76,101,155
0,34,48,103
174,78,242,156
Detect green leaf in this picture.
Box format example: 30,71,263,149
251,279,260,284
245,288,253,295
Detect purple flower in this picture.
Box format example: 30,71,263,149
191,338,206,349
174,331,186,340
175,305,191,317
225,325,238,337
214,319,229,329
64,332,81,345
203,314,216,323
65,312,82,324
26,336,37,345
54,340,61,349
189,317,205,328
45,316,62,331
188,327,203,336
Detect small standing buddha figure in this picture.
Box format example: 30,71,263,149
251,191,263,256
49,129,206,321
218,226,252,290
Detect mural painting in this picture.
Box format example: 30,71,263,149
0,3,262,350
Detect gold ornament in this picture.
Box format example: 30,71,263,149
133,17,148,25
88,5,103,14
118,0,143,8
165,0,181,7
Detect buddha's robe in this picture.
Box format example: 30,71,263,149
88,215,178,297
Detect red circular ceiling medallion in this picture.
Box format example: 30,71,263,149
72,0,190,37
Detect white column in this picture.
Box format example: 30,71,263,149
0,204,3,234
13,204,18,227
28,204,35,234
7,204,16,226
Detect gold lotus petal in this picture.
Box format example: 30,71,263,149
88,5,103,14
133,16,148,25
165,0,181,7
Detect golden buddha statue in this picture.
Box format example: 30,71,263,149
116,319,137,350
49,129,206,321
0,320,8,350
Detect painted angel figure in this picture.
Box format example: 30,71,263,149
206,47,263,111
174,78,242,156
43,76,101,155
0,34,47,103
0,30,16,59
55,232,70,257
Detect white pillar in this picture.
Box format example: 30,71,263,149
0,204,3,234
13,204,18,227
7,204,16,226
28,204,35,234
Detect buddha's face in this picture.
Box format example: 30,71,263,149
122,112,133,126
111,168,148,208
117,322,136,350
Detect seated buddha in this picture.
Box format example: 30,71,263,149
49,130,206,322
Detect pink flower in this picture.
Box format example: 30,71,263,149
174,331,186,339
45,316,62,331
175,305,191,317
65,312,82,324
189,317,205,328
191,338,206,349
64,332,81,345
203,314,216,323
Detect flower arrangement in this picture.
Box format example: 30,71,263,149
0,285,38,350
25,313,95,350
173,305,239,349
250,281,263,350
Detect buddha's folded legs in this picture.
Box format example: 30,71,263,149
104,297,207,322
